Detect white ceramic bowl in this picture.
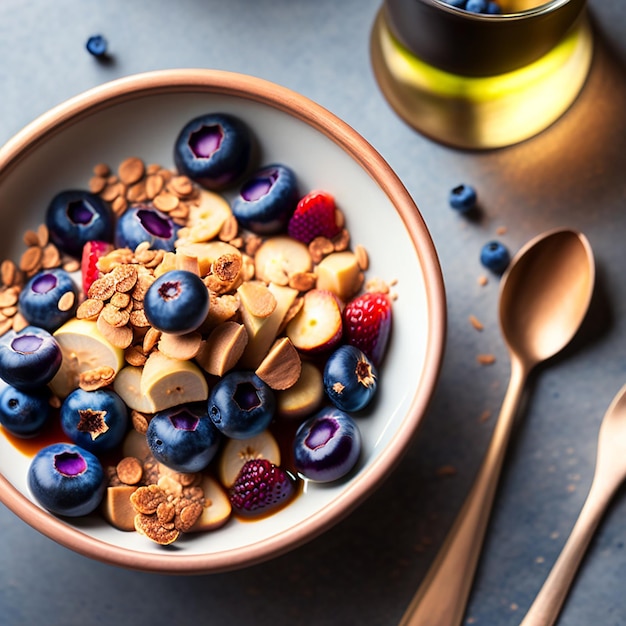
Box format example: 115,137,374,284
0,69,445,574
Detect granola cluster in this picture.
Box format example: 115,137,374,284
106,449,207,545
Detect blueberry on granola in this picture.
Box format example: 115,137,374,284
18,268,79,332
46,189,114,257
146,403,222,473
0,326,62,391
60,388,129,454
174,112,252,190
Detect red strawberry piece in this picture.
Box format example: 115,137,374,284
81,240,113,293
228,459,296,517
287,190,341,244
342,292,393,366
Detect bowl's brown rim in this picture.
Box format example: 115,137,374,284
0,68,446,574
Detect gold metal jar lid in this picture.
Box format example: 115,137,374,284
383,0,588,77
370,5,593,149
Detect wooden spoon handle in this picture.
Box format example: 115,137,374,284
519,474,617,626
399,357,527,626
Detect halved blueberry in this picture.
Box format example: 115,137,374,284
0,326,62,390
45,189,114,257
293,407,361,482
28,442,106,517
115,204,180,251
174,112,252,190
232,164,299,235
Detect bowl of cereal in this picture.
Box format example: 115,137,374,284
0,69,445,573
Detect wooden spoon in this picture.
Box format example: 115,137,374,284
520,382,626,626
400,228,595,626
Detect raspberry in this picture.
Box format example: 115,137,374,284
287,190,340,244
228,459,296,517
342,292,393,366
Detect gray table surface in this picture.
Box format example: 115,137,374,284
1,1,625,625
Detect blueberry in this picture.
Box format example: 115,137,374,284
465,0,489,12
0,326,61,390
449,184,477,213
323,345,378,412
444,0,467,7
208,371,275,439
174,112,252,190
115,204,180,251
60,388,129,454
18,268,79,332
232,164,299,235
143,269,209,335
480,240,511,274
146,403,222,472
486,1,502,13
28,442,106,517
293,407,361,482
45,190,114,257
86,34,108,58
0,385,51,438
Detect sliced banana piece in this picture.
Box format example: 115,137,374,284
188,475,232,533
254,236,312,285
140,351,209,413
50,318,125,398
114,365,157,413
185,189,233,243
218,430,281,488
276,361,324,419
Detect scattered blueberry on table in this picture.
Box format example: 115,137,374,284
85,35,108,58
448,183,478,213
480,240,511,274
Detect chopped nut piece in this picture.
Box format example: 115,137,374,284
476,353,496,365
469,315,484,331
1,260,18,287
112,263,138,292
195,322,248,377
158,331,202,361
101,303,130,328
76,298,104,320
237,281,276,318
288,271,316,293
354,244,369,271
19,245,43,273
308,236,334,263
153,191,179,212
255,337,302,390
118,157,145,185
79,366,116,391
131,410,150,434
89,274,116,300
96,314,134,349
116,457,144,485
125,344,147,367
